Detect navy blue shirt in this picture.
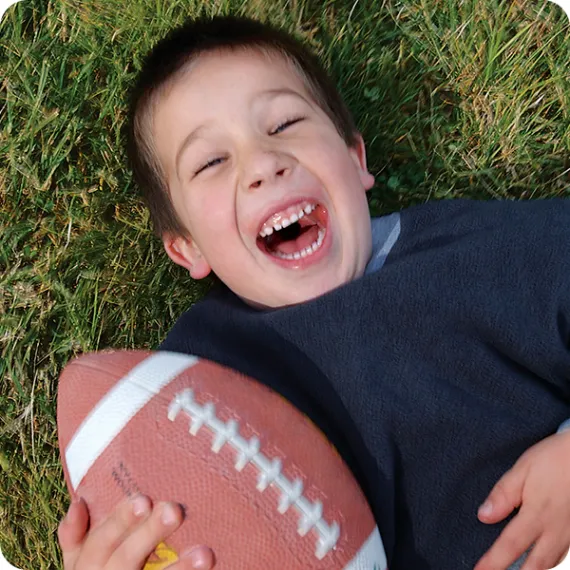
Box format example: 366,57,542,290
160,198,570,569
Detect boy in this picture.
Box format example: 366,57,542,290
58,14,570,570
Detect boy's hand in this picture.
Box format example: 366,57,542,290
58,495,215,570
474,431,570,570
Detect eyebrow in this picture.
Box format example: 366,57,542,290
175,88,308,179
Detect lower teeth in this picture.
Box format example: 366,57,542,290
274,229,325,261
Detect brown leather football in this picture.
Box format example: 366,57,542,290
57,350,387,569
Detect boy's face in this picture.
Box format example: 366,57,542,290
153,49,375,309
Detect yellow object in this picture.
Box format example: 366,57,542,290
144,542,179,570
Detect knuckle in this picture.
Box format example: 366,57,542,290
501,532,526,553
537,497,555,517
491,479,511,501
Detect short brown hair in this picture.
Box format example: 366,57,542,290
124,14,360,238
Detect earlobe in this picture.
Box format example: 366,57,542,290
350,133,375,191
163,235,212,279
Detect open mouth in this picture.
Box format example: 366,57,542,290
256,201,328,262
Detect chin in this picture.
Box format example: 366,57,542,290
239,267,361,310
283,276,351,307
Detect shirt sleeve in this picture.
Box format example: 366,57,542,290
558,419,570,433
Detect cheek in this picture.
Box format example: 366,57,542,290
187,187,235,233
188,190,245,264
306,136,356,180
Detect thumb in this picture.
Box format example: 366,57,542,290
478,465,525,524
58,498,90,567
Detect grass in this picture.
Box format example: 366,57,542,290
0,0,569,567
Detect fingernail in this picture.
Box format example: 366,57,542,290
182,545,215,569
161,503,179,526
131,495,150,517
478,500,493,517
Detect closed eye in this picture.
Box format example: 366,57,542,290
271,116,305,135
195,157,224,176
193,117,305,176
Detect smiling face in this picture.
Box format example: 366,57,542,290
152,48,375,309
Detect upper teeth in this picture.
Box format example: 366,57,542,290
259,204,316,238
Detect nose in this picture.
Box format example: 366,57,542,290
240,145,293,192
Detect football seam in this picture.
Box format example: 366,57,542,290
167,388,341,561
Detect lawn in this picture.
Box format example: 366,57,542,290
1,0,568,568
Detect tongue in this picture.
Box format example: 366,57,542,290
274,225,319,255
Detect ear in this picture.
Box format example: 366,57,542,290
349,133,375,192
162,234,212,280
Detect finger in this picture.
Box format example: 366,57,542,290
521,535,567,570
479,465,527,524
179,545,216,570
58,498,90,569
107,502,186,569
474,514,539,570
161,545,216,570
75,494,152,569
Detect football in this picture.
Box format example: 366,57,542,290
57,350,387,569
